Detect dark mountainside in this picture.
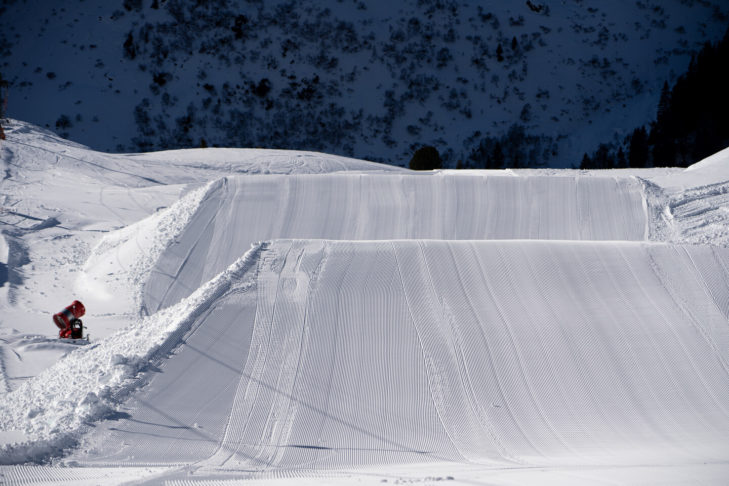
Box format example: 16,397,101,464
1,0,727,167
581,27,729,169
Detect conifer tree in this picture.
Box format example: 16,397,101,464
496,43,504,62
489,141,505,169
628,127,649,168
0,73,8,141
409,146,442,170
580,153,592,170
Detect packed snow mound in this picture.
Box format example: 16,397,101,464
4,121,729,483
650,144,729,191
127,147,407,175
144,173,648,312
0,119,403,342
56,240,729,472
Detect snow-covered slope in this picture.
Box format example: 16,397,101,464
2,0,728,166
1,121,729,484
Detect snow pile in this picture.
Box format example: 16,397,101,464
0,243,264,464
663,179,729,246
64,239,729,474
679,145,729,178
3,121,729,483
0,119,399,341
2,120,402,190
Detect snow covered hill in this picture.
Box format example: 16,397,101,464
1,120,729,484
2,0,728,166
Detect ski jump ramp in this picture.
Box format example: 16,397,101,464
74,171,729,479
144,173,648,312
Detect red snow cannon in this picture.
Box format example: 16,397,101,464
53,300,85,339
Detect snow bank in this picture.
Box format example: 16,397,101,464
3,120,729,484
684,145,729,173
0,243,264,464
646,145,729,191
2,120,402,189
127,147,406,175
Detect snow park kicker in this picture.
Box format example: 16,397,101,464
143,173,648,312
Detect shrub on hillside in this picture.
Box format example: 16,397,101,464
409,146,442,170
0,73,7,140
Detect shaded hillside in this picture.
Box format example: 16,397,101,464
581,26,729,169
650,27,729,167
1,0,727,166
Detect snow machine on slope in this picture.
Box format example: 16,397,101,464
53,300,87,340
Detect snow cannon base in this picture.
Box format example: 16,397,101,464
59,319,85,340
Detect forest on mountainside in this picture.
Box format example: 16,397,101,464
579,26,729,169
2,0,727,168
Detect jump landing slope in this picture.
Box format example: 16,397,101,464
2,120,729,484
73,239,729,480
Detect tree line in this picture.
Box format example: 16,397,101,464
581,26,729,169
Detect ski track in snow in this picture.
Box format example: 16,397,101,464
1,121,729,484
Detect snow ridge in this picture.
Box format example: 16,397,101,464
143,173,649,312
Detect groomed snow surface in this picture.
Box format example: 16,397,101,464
1,120,729,484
